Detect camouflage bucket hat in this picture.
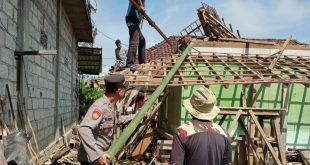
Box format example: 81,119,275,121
183,87,220,120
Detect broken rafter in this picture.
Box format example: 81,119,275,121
268,35,292,70
197,6,238,38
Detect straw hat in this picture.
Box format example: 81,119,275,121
183,87,220,120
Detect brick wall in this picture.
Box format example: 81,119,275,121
0,0,18,127
0,0,80,151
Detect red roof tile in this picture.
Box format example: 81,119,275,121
145,36,178,61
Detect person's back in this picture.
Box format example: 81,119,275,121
171,119,232,165
115,40,127,67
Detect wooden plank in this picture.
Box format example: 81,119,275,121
132,127,154,160
188,55,209,87
273,118,287,165
238,118,264,164
298,150,310,165
5,84,17,129
253,55,286,80
171,56,187,85
214,55,243,80
120,92,168,159
218,114,227,126
268,35,292,70
146,62,153,86
227,109,242,135
201,55,225,82
233,136,276,142
235,58,266,81
157,140,173,150
202,8,237,38
14,50,57,56
248,110,282,165
248,86,256,165
155,128,173,140
280,84,290,145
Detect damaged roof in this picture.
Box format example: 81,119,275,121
146,36,178,61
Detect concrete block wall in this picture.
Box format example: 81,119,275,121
58,9,78,133
0,0,18,127
24,0,58,150
0,0,80,151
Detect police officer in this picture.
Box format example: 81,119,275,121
77,74,135,165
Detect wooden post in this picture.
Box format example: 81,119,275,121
247,85,256,165
273,118,287,165
280,83,290,143
249,110,282,165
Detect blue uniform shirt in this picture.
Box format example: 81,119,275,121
126,0,145,22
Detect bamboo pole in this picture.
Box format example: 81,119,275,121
107,42,194,158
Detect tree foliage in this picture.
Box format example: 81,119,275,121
79,80,104,117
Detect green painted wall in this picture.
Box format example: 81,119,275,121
160,62,310,148
176,83,310,149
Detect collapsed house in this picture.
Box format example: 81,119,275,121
0,0,308,164
102,4,310,165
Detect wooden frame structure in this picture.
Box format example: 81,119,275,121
124,53,310,88
180,3,238,38
114,48,310,164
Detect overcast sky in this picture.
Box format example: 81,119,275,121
91,0,310,73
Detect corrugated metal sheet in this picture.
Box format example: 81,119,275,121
78,47,102,75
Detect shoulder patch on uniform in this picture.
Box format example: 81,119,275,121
177,122,198,138
92,108,102,120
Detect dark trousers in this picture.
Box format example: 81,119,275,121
80,161,112,165
126,16,146,65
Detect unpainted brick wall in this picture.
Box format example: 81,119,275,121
0,0,79,151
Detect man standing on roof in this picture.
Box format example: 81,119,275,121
126,0,146,68
170,87,232,165
115,40,127,68
77,74,135,165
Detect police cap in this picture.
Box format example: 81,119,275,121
104,74,129,89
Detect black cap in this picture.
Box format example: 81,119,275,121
104,74,129,89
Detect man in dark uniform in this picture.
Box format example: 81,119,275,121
171,87,232,165
77,74,135,165
126,0,146,67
